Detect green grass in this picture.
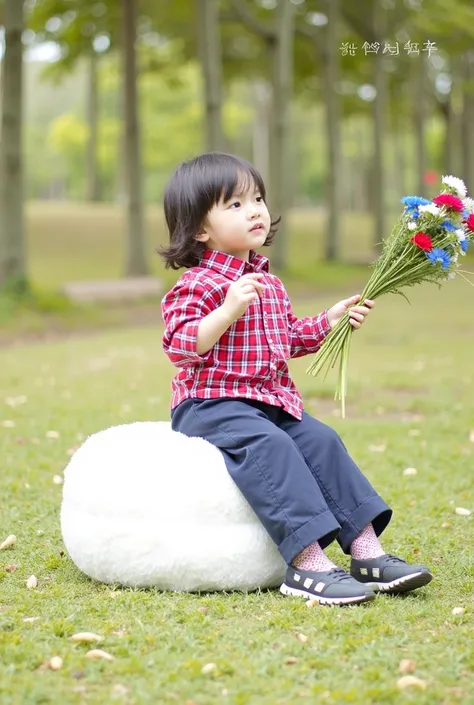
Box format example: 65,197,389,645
25,201,380,292
1,279,474,704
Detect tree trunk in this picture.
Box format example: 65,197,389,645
122,0,148,276
461,50,474,195
269,0,295,270
85,50,101,202
0,0,27,292
322,0,341,261
372,3,386,254
414,57,426,197
440,96,455,176
252,80,271,186
196,0,225,151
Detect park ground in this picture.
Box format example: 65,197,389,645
1,204,473,704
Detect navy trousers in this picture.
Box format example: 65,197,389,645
171,398,392,565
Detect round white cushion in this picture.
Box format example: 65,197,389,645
61,421,286,591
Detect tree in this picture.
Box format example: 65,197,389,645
122,0,148,276
196,0,225,151
230,0,295,270
0,0,27,292
296,0,343,262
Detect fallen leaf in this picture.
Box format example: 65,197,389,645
403,467,418,476
285,657,298,665
53,475,63,485
455,507,471,517
0,534,16,550
1,420,15,428
306,598,318,608
23,616,39,623
5,564,17,572
71,632,103,643
48,656,63,671
46,430,60,439
296,633,308,643
452,607,465,616
86,649,114,661
112,685,129,696
399,659,416,674
71,670,85,679
201,663,217,674
469,430,474,443
197,606,208,614
397,675,427,691
369,444,386,453
441,522,450,528
26,575,38,589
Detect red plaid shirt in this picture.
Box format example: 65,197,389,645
161,249,330,420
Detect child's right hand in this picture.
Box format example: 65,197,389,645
221,273,265,323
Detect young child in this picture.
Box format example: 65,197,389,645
160,152,433,606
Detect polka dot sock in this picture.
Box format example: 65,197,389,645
350,523,385,560
292,541,336,572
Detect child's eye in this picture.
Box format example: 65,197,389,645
230,201,241,208
256,196,263,203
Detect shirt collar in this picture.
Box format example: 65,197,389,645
199,249,270,280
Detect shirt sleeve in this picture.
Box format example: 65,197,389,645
282,286,331,359
161,275,217,368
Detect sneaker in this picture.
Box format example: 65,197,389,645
280,566,376,606
351,554,433,594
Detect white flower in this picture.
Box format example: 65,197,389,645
442,175,467,197
455,228,466,242
418,204,441,216
452,251,459,264
407,221,417,231
463,197,474,213
447,271,456,280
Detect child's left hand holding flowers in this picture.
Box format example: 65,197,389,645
327,295,375,330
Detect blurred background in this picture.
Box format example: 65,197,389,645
0,0,473,316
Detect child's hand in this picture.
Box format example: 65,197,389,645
221,273,265,323
327,295,375,330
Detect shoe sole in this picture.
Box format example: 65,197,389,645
363,571,433,594
280,582,375,606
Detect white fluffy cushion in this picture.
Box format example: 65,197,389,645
60,421,286,591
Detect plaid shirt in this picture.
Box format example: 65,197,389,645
161,249,330,420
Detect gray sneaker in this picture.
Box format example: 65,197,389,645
280,566,376,606
351,554,433,594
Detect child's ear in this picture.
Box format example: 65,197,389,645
195,229,209,243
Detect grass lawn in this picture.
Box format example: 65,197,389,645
25,201,384,293
1,278,474,704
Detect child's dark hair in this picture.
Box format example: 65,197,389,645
158,152,280,270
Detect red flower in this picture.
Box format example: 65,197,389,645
410,232,433,251
433,194,464,211
465,213,474,232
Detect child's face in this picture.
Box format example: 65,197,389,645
196,182,271,260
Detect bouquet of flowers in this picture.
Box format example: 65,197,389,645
306,175,474,418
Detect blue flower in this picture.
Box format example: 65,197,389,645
460,238,469,253
462,209,471,220
426,248,451,269
441,220,457,231
401,196,432,208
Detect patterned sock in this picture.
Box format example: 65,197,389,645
292,540,336,572
350,523,385,560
